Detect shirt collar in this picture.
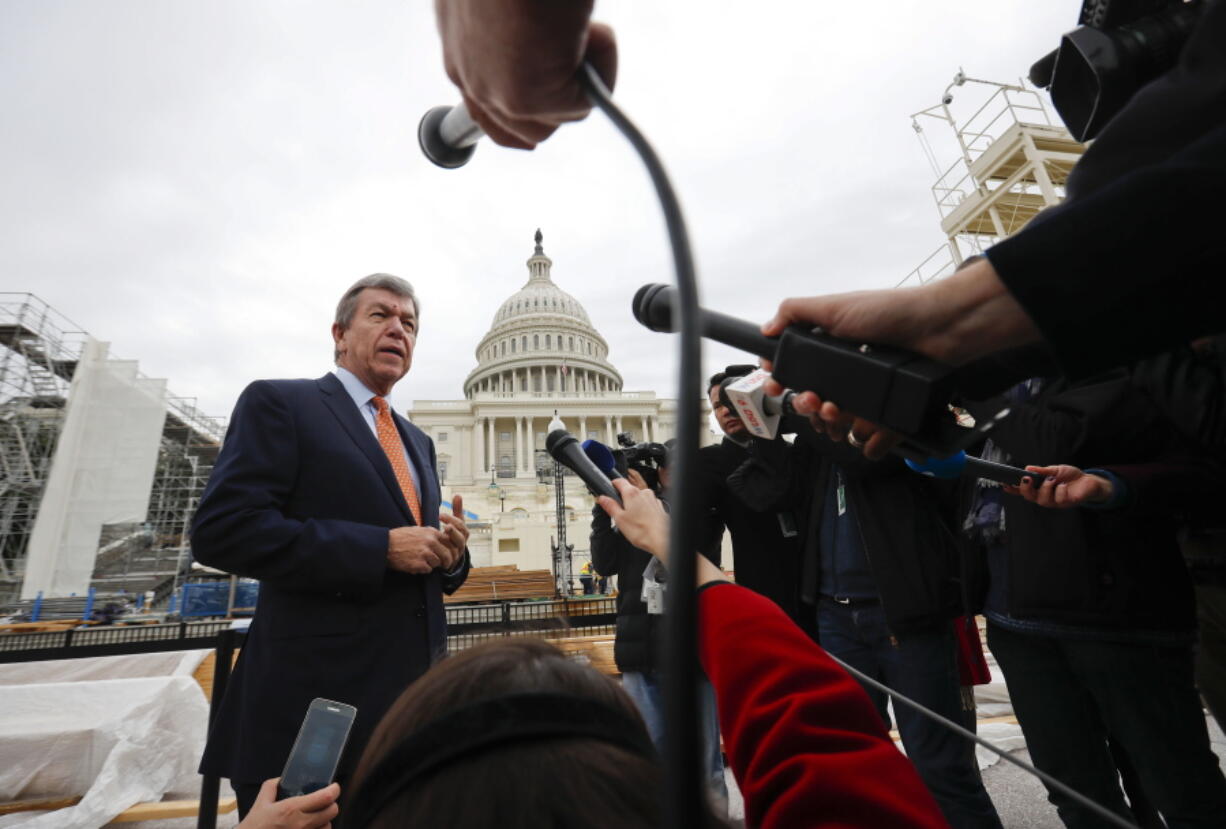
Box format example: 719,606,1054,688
334,366,382,410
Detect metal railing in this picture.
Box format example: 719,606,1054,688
0,596,618,663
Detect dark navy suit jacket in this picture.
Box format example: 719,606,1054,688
190,373,469,783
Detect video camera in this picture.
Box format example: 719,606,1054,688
615,432,669,477
1032,0,1204,141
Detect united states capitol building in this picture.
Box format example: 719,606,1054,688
407,231,715,573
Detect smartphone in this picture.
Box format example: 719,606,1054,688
277,697,357,800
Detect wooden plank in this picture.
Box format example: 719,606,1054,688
0,796,82,816
552,634,618,676
106,797,238,823
445,567,557,603
192,649,240,701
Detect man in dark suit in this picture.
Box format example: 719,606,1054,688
191,273,470,818
697,368,809,633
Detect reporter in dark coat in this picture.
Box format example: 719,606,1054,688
191,275,470,818
959,369,1226,827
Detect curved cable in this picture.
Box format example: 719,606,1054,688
580,63,706,828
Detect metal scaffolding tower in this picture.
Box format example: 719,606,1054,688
0,293,224,610
0,295,85,597
898,70,1086,287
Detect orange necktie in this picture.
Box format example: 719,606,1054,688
372,396,423,526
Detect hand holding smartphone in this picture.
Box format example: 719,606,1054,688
277,698,357,800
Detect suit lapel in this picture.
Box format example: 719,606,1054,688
316,374,414,525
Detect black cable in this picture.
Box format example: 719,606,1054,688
829,654,1141,829
579,63,706,828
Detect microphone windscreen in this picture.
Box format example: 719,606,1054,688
582,440,618,477
904,451,968,479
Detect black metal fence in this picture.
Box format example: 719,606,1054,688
0,597,617,662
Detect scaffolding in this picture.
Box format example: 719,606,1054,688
897,70,1086,287
0,293,224,611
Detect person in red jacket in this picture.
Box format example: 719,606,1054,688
598,477,949,829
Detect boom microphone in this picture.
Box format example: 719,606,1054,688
546,429,622,504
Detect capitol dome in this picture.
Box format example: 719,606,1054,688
463,231,623,399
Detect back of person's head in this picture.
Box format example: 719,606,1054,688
345,638,662,828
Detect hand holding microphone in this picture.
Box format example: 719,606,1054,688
425,1,618,165
545,428,622,504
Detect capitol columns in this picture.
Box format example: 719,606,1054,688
514,416,524,476
487,417,496,473
521,416,532,475
579,415,587,443
474,415,485,477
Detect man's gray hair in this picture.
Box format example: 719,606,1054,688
333,274,420,362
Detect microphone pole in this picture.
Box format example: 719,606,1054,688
419,66,708,828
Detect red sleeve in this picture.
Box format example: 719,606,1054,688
698,583,949,829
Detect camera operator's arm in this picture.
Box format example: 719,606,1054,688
434,0,617,150
725,435,801,513
589,502,621,578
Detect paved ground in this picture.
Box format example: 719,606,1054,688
978,714,1226,829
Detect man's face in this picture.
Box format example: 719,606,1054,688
332,287,417,396
709,385,746,438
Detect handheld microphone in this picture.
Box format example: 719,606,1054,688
418,104,484,169
581,439,623,480
547,430,622,504
634,283,996,457
904,451,1029,487
720,369,797,440
724,371,1024,484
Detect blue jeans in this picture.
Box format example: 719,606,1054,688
818,597,1003,829
621,670,729,811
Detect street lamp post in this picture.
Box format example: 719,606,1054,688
548,411,574,597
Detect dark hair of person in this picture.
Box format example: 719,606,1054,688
707,364,755,395
346,638,665,828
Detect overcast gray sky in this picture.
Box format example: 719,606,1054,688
1,1,1073,418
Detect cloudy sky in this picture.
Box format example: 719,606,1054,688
1,1,1073,419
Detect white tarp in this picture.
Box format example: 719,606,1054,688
0,651,213,829
22,339,168,599
0,650,208,687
